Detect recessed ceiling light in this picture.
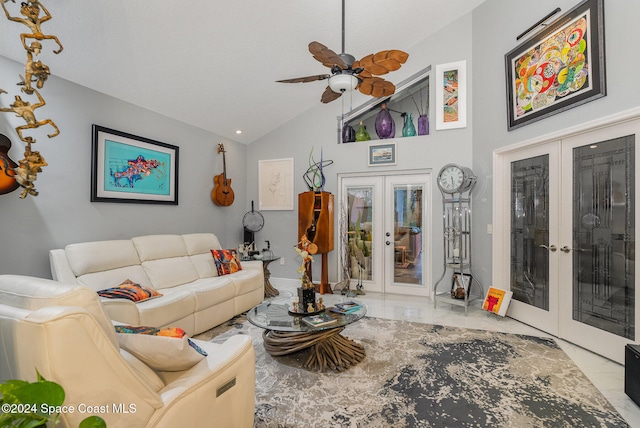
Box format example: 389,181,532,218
236,130,242,134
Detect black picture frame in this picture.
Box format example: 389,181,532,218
505,0,606,131
451,272,472,299
91,125,179,204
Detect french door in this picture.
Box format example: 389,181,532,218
495,118,639,364
339,173,430,296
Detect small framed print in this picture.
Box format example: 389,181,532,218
451,272,472,299
258,157,294,210
368,142,396,167
435,60,467,130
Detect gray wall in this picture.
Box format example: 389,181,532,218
247,13,475,284
471,0,640,287
0,56,249,278
3,0,638,290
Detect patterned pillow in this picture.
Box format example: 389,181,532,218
114,325,208,371
97,279,163,303
210,249,243,276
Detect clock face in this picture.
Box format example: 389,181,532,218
438,165,465,193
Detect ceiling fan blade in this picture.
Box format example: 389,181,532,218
358,50,410,76
358,77,396,98
277,74,331,83
321,86,342,103
309,41,347,69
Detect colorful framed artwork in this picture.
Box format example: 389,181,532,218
505,0,606,131
435,60,467,130
258,157,294,210
91,125,179,204
368,142,396,167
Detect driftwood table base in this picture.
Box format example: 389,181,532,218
262,328,365,372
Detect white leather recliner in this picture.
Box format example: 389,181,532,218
0,275,255,427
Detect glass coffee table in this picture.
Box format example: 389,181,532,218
247,300,367,372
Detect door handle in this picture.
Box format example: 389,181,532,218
539,244,557,252
560,246,584,253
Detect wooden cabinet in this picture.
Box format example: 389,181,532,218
298,191,334,293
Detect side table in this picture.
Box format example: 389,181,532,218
260,256,281,298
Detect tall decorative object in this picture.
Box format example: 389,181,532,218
411,85,430,135
433,164,483,315
0,1,63,198
342,122,355,143
355,121,371,142
298,191,334,294
294,241,317,312
402,112,416,137
374,102,395,139
418,114,429,135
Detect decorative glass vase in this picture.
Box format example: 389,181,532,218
402,113,416,137
374,103,395,139
342,122,356,143
355,121,371,142
418,114,429,135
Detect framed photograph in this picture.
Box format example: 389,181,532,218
505,0,606,131
91,125,179,204
451,272,472,299
368,142,396,167
435,60,467,130
258,158,294,210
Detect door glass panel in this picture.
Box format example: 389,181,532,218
572,136,635,339
347,187,373,282
393,184,423,285
510,155,550,310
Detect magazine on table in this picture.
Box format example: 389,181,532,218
330,301,363,315
301,312,338,327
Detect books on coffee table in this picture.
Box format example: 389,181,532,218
301,312,338,328
329,301,363,315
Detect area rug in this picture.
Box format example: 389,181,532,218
201,315,628,428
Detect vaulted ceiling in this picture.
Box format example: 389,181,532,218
0,0,485,144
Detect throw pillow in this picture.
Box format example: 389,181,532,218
210,249,243,276
114,325,208,371
97,279,163,303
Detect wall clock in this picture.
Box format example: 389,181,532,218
437,163,476,194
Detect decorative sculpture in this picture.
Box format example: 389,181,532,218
0,89,59,142
1,0,63,54
0,0,62,198
303,146,333,192
20,42,50,94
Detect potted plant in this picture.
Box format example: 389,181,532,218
0,370,106,427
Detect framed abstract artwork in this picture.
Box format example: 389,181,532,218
505,0,606,131
258,157,294,210
91,125,179,204
368,142,396,166
435,60,467,130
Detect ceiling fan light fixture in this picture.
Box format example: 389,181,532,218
328,74,358,93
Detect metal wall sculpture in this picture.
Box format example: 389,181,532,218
0,0,62,198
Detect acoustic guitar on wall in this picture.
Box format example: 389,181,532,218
211,143,234,206
0,133,19,195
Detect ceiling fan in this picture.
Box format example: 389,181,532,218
276,0,409,104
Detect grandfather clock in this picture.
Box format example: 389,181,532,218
298,191,334,294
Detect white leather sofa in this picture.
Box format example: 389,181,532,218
49,233,264,335
0,275,255,427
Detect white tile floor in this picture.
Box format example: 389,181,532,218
269,283,640,427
